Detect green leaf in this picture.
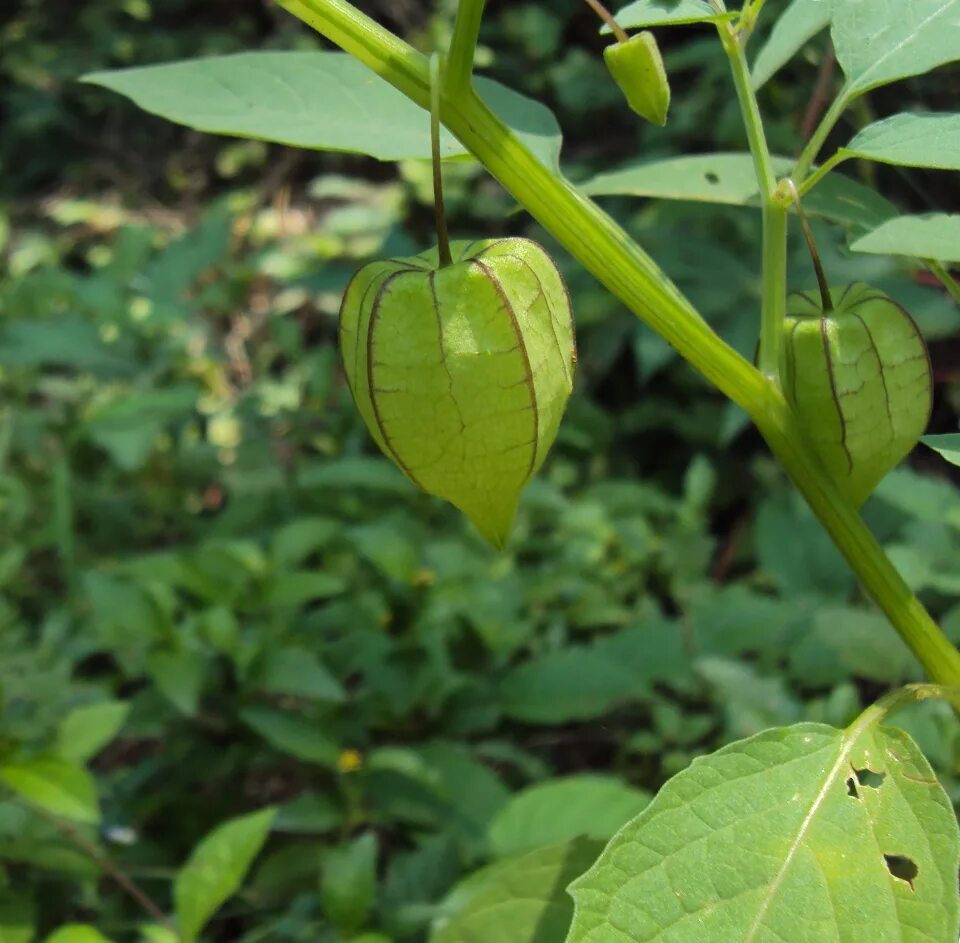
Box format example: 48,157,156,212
82,52,563,169
789,606,922,684
922,433,960,467
263,571,347,608
432,839,601,943
0,757,99,825
851,213,960,262
831,0,960,97
751,0,831,89
841,113,960,170
44,926,116,943
566,720,959,943
148,650,206,716
174,807,276,943
254,646,345,702
55,701,129,763
696,658,802,739
609,0,733,27
872,467,960,530
499,647,642,724
321,832,378,935
488,776,652,858
0,895,35,943
239,707,340,768
581,153,896,230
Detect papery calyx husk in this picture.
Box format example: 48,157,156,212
339,237,576,547
781,282,932,506
603,31,670,126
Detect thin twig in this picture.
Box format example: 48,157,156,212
582,0,629,44
22,800,176,932
801,42,836,141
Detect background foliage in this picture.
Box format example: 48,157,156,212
2,0,960,939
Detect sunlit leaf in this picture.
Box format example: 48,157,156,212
0,757,99,825
174,807,276,943
82,52,563,169
566,720,959,943
831,0,960,96
840,113,960,170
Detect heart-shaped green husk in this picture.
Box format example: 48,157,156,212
781,282,932,506
339,237,576,547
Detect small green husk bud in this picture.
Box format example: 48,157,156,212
339,238,576,548
781,283,933,507
603,31,671,127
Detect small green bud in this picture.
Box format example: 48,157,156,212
339,238,576,548
603,31,671,127
781,283,933,506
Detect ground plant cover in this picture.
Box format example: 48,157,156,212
3,0,960,940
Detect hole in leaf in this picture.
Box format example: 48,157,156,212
884,854,918,889
704,172,720,184
853,767,885,789
846,776,859,798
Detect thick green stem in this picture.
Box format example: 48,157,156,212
794,91,849,183
274,0,960,688
717,21,784,382
446,0,486,96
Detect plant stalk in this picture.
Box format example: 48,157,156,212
274,0,960,687
582,0,630,44
445,0,486,96
793,91,850,184
717,19,784,382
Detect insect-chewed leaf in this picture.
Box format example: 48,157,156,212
781,282,932,506
339,238,575,548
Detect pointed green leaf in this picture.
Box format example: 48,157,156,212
0,757,99,825
82,52,562,169
488,776,651,858
55,701,129,763
566,720,959,943
239,706,340,768
432,839,601,943
321,833,378,935
581,153,896,230
841,113,960,170
254,645,345,702
44,927,116,943
921,433,960,468
174,807,276,943
608,0,734,28
831,0,960,96
851,213,960,262
499,648,642,724
751,0,831,89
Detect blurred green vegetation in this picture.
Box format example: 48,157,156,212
2,0,960,939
